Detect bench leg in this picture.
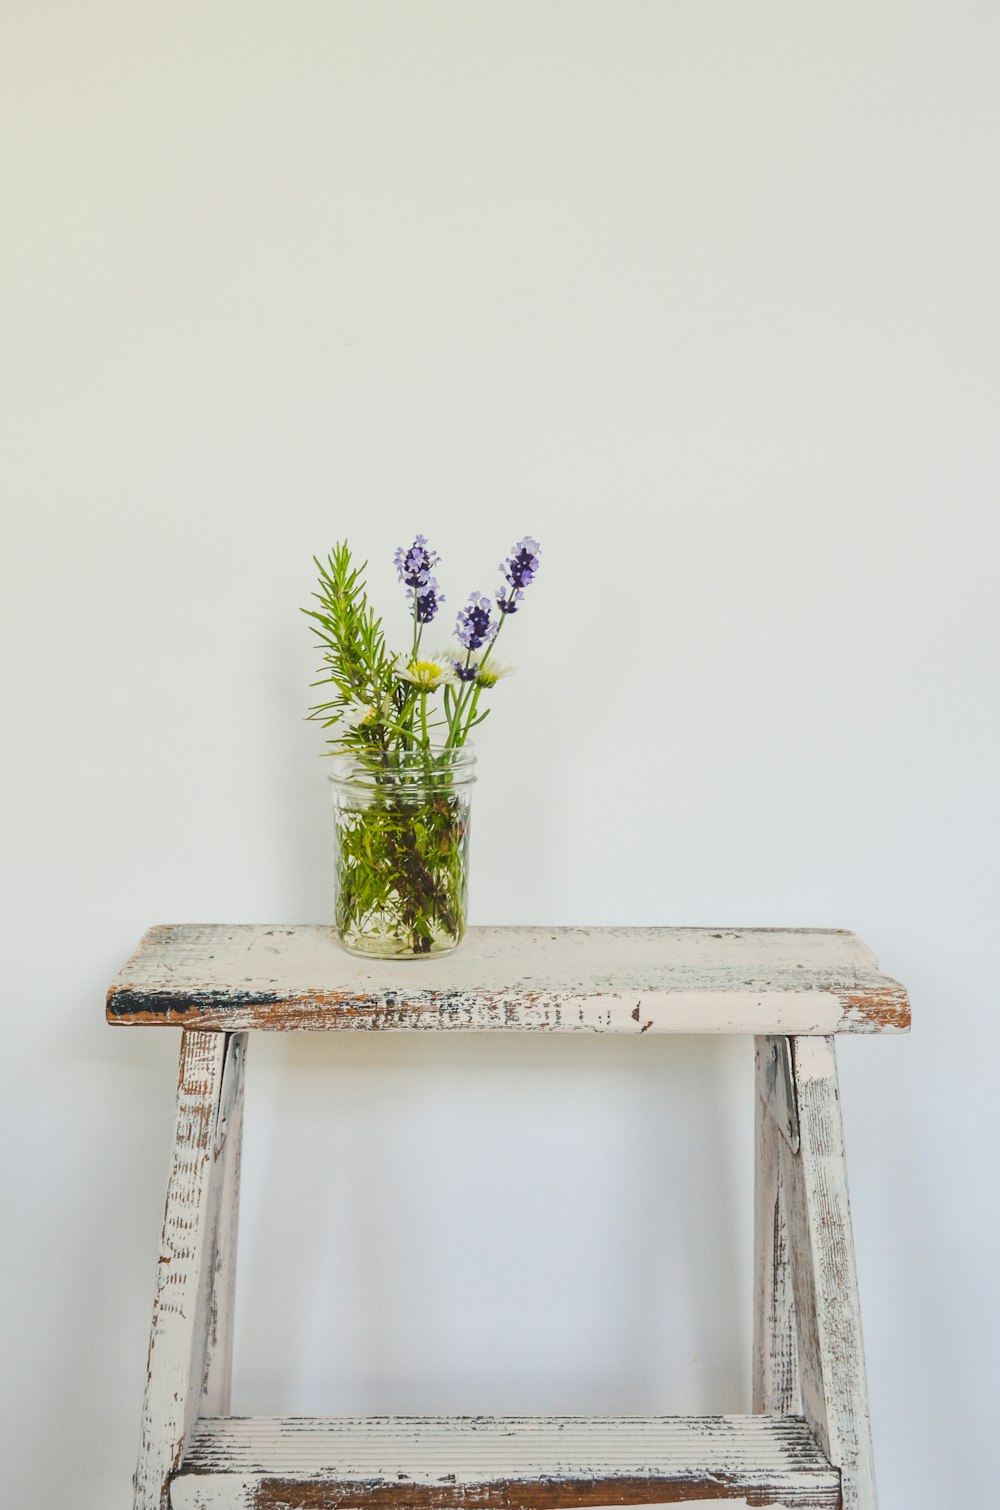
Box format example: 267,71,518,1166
752,1037,800,1415
134,1030,246,1510
782,1035,878,1510
201,1034,247,1415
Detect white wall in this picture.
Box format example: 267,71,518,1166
2,3,998,1504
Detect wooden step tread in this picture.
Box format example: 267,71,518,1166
107,923,909,1034
172,1414,841,1508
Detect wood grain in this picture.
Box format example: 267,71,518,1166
170,1415,841,1509
200,1034,247,1416
135,1032,232,1509
107,924,909,1034
752,1038,800,1416
782,1038,877,1510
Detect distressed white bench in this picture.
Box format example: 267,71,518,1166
107,925,909,1510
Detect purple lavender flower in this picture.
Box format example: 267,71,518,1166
456,592,494,650
496,586,522,615
413,577,443,624
497,535,540,613
394,534,440,588
503,536,540,589
451,657,480,683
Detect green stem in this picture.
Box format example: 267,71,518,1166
447,615,507,747
454,685,483,745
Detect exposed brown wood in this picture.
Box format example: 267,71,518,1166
241,1475,838,1508
838,991,911,1032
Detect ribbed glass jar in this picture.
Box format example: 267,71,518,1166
328,746,477,959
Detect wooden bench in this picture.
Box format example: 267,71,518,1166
107,925,909,1510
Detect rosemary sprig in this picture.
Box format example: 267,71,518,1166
302,542,397,752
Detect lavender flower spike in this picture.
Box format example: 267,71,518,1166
413,576,444,624
456,592,494,650
497,535,540,614
394,534,440,587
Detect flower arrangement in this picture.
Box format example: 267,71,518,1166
304,534,541,957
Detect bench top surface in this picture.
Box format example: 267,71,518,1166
106,924,909,1034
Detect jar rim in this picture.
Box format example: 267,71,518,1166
327,744,477,789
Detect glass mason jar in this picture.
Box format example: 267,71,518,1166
328,746,477,959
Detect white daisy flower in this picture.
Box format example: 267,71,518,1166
343,698,379,727
474,657,514,689
394,653,456,691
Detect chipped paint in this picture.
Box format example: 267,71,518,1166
839,989,911,1032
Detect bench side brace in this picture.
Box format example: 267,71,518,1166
754,1033,878,1510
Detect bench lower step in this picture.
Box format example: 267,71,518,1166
171,1414,840,1509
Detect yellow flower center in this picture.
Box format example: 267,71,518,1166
409,658,445,687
